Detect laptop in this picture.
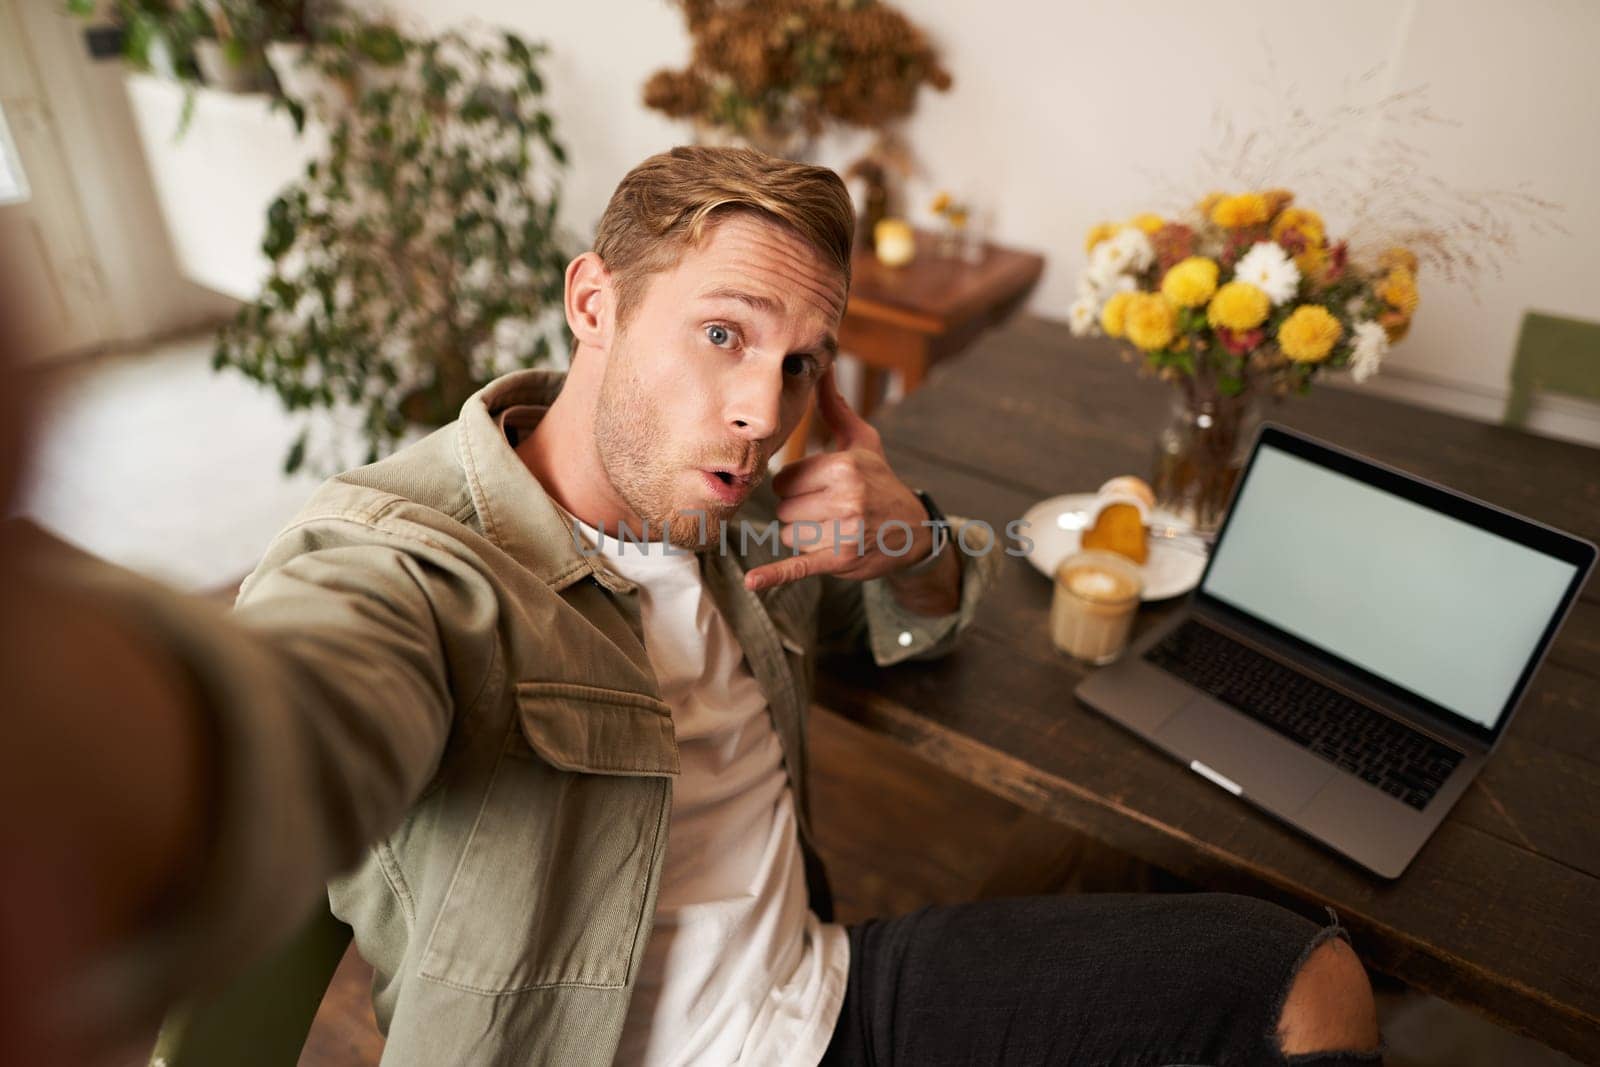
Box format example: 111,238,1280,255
1076,424,1596,879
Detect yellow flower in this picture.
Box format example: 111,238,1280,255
1160,256,1219,308
1085,221,1121,254
1124,292,1178,351
1378,246,1419,274
930,191,951,214
1129,212,1165,235
1271,207,1325,246
1196,190,1226,218
1210,193,1270,228
1206,281,1271,331
1378,268,1420,315
1100,290,1136,338
1278,305,1343,363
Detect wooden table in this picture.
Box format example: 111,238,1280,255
816,316,1600,1061
783,231,1044,461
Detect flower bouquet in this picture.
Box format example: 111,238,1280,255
1066,191,1420,532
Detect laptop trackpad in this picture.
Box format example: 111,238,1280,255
1153,697,1336,815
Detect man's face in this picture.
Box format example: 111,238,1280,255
593,212,846,547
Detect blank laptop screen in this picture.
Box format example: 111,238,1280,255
1201,444,1579,731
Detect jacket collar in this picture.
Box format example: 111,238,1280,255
454,369,637,596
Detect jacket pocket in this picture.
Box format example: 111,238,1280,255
417,682,677,993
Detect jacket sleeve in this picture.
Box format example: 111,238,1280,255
56,504,501,1040
815,514,1002,666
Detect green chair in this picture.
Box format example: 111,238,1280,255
148,900,353,1067
1504,311,1600,429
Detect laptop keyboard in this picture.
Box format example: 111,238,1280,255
1145,620,1464,810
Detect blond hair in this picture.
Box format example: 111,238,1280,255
594,146,855,328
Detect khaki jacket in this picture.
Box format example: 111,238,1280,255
88,370,998,1065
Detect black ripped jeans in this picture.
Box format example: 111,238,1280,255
821,892,1385,1067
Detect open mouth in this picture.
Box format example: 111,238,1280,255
700,465,758,504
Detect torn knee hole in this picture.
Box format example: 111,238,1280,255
1275,932,1382,1058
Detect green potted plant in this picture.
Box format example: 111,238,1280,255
191,1,277,92
213,24,573,474
65,0,333,138
264,10,409,125
64,0,209,83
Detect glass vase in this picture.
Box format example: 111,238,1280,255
1150,388,1263,536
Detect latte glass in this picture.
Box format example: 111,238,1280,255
1051,549,1144,665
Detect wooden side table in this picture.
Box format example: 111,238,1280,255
782,230,1046,462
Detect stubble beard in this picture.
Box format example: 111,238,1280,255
593,342,753,550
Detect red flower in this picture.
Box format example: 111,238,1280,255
1152,223,1196,272
1324,240,1349,283
1216,326,1265,356
1275,228,1309,256
1220,225,1270,271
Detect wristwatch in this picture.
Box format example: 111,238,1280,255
901,488,951,576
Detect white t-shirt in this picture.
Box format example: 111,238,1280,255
568,519,849,1067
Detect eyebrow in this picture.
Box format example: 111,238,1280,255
699,286,839,360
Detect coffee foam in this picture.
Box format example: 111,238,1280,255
1064,564,1139,602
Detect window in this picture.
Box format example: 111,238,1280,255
0,102,30,205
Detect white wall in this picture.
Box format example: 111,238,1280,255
385,1,1600,441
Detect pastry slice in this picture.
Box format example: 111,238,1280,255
1080,476,1154,565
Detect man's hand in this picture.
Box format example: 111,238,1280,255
744,366,957,611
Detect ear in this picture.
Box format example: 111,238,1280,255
564,251,613,353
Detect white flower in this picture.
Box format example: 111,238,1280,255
1108,226,1155,273
1068,295,1100,337
1101,273,1137,297
1348,320,1389,383
1086,242,1126,289
1079,270,1137,303
1234,242,1301,305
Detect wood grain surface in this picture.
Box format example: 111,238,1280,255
817,315,1600,1061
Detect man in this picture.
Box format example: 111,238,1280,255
3,147,1384,1065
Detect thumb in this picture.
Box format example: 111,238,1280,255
816,364,872,450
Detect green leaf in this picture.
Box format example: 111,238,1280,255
284,431,308,475
174,84,198,141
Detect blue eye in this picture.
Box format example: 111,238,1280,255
706,324,732,346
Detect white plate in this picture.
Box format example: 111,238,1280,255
1018,493,1207,602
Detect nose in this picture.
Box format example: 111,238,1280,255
723,359,782,443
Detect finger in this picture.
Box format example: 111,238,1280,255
815,364,875,450
771,451,848,499
777,516,867,551
743,548,847,592
774,490,840,525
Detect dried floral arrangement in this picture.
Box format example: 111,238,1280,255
642,0,951,152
